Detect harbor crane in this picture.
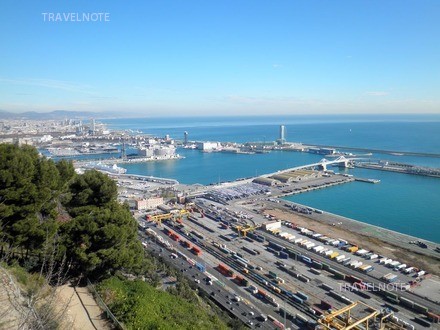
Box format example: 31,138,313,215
318,301,406,330
146,209,190,224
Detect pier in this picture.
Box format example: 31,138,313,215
310,143,440,158
355,162,440,178
354,177,381,184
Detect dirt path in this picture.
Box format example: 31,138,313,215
57,284,111,330
0,267,25,330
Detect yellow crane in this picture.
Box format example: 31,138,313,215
318,301,405,330
233,224,258,237
146,209,190,224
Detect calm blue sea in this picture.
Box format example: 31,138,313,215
101,115,440,243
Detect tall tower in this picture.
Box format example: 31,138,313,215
279,125,286,144
121,141,127,160
90,118,96,135
184,131,188,145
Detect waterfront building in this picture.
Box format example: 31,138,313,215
308,147,336,155
137,145,176,158
153,145,176,157
271,169,321,183
252,177,280,186
135,197,164,210
138,147,155,157
196,141,219,151
184,131,188,145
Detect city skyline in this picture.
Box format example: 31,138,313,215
1,0,439,115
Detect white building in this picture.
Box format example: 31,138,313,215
135,197,164,210
264,220,282,231
196,141,219,151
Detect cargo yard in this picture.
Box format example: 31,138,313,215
125,170,440,329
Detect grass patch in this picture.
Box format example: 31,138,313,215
98,276,229,330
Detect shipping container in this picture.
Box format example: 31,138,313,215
296,291,309,301
365,266,375,273
333,270,346,280
302,256,312,264
396,263,406,270
342,258,352,265
268,241,284,251
311,260,323,269
267,247,276,254
290,294,304,304
296,314,308,324
257,289,267,298
219,234,232,242
269,270,278,279
313,246,324,253
412,303,428,314
330,252,339,259
413,317,431,328
242,246,257,255
321,283,333,291
310,268,321,275
321,300,332,310
355,249,369,256
348,246,359,253
279,251,289,259
399,297,414,308
235,259,247,268
217,264,234,277
353,261,363,269
427,312,440,323
195,262,206,272
191,247,201,256
279,308,294,320
336,255,346,262
325,250,334,256
191,230,204,240
298,275,311,283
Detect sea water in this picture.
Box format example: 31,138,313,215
101,115,440,242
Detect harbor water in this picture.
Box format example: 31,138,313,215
101,115,440,243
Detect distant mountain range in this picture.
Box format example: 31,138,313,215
0,110,123,120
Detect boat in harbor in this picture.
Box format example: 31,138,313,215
82,162,127,174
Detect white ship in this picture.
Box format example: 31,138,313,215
83,162,127,174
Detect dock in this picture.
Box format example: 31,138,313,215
355,162,440,178
354,178,380,184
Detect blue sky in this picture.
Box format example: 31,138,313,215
0,0,439,116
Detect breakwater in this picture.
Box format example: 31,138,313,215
355,162,440,178
310,144,440,158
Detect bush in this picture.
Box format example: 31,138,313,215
98,277,228,330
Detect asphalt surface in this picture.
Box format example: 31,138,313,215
140,229,285,329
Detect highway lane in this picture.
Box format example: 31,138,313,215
140,230,279,329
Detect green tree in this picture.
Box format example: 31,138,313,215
0,144,60,258
65,169,117,209
61,203,144,279
60,170,143,278
56,159,75,188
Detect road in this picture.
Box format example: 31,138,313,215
140,228,283,329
